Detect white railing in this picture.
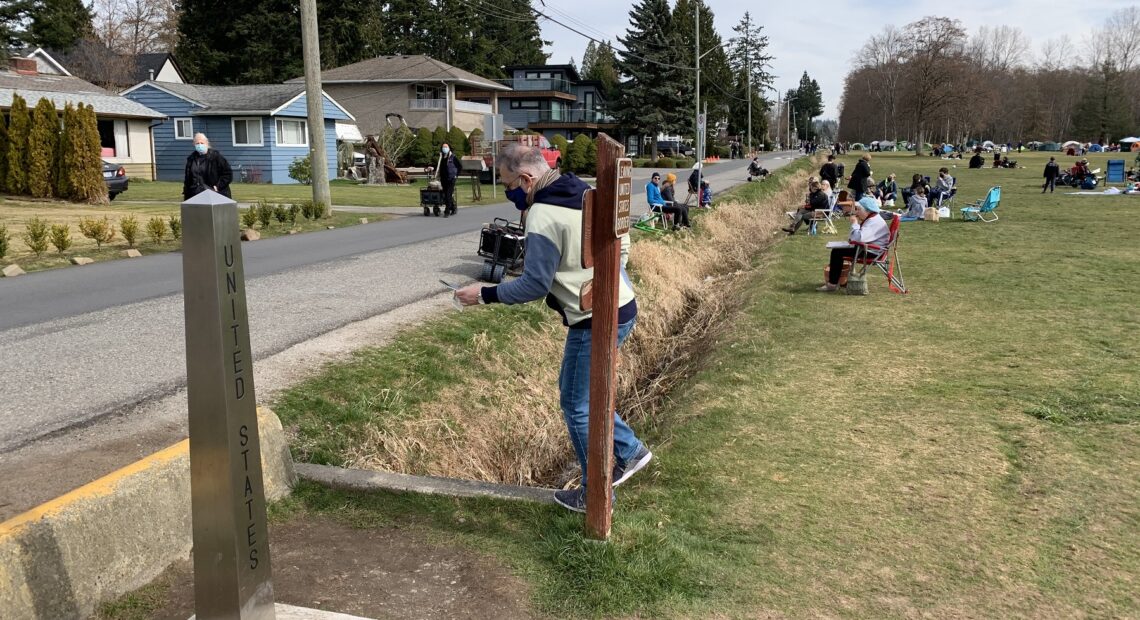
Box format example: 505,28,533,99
408,99,447,111
455,100,493,114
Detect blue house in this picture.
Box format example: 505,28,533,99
121,81,354,184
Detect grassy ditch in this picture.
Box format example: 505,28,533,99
273,156,816,487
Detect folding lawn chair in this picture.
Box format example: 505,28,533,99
934,177,957,213
850,214,907,293
808,209,836,235
960,186,1001,222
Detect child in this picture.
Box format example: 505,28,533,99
699,181,713,208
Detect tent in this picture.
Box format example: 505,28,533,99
850,142,866,150
1040,142,1060,151
942,144,954,154
1062,140,1081,148
1088,144,1103,152
982,140,996,150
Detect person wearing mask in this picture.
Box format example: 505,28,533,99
454,144,651,513
878,174,899,206
819,154,839,188
847,153,872,200
660,172,691,229
783,179,830,235
818,196,890,292
182,133,233,200
930,167,954,203
1043,157,1060,193
439,143,461,217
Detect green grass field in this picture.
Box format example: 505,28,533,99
120,178,428,207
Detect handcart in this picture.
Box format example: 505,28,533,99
477,218,525,283
420,180,447,217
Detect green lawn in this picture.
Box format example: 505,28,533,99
121,178,433,208
109,152,1140,618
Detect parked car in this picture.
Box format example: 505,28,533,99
103,160,128,200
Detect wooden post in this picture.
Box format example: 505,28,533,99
584,133,631,540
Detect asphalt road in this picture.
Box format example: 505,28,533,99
0,153,799,454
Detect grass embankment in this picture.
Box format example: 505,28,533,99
266,150,1139,617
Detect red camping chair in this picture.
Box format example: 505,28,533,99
850,214,907,294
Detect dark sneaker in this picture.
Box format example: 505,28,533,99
613,445,653,487
554,487,615,514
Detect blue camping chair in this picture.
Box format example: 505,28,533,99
961,186,1000,222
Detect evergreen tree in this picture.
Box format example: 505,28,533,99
1075,61,1131,143
726,11,774,147
446,126,468,156
0,0,32,49
583,42,620,100
6,95,31,196
788,72,823,140
613,0,689,158
27,97,58,199
408,128,435,166
670,0,732,136
55,103,76,199
75,105,108,204
431,126,448,154
467,0,548,77
0,113,8,194
25,0,93,50
581,41,598,75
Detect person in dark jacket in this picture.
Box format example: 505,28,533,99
660,172,691,229
819,154,839,188
847,153,872,200
1042,156,1060,193
182,133,233,200
439,143,461,217
782,180,830,235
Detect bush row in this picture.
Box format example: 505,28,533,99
240,200,327,230
0,214,182,260
0,94,107,204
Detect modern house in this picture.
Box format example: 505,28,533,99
0,55,165,179
122,81,354,184
27,42,187,90
491,65,617,140
292,55,509,136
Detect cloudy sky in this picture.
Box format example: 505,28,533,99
535,0,1131,119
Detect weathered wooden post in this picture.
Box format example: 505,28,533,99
181,190,275,619
584,134,631,540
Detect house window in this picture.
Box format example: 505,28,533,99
510,100,540,109
414,84,444,100
524,71,560,80
96,119,129,157
584,92,595,111
174,118,193,140
231,117,263,147
275,118,308,146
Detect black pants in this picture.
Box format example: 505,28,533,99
828,247,859,285
442,180,457,214
1043,177,1056,192
655,203,690,227
788,207,813,233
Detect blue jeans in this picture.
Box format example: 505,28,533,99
559,318,642,488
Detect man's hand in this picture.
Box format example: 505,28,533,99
455,284,483,306
848,214,859,225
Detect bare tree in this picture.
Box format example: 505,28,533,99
855,25,906,142
969,25,1030,72
899,17,968,155
1038,35,1075,71
91,0,177,54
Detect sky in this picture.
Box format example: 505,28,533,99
535,0,1131,120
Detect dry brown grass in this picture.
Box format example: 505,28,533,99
343,164,816,486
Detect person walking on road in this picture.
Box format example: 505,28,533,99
454,144,652,513
1043,156,1060,193
439,143,460,217
182,133,232,200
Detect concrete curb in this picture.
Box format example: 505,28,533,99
0,407,295,620
295,463,558,505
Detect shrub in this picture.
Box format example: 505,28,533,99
73,105,108,204
120,215,139,247
79,216,115,247
273,204,288,223
5,94,30,195
256,200,273,228
550,135,570,164
288,204,300,224
22,216,50,256
49,223,72,254
54,103,75,199
408,128,435,167
288,155,312,184
168,215,181,240
0,224,9,259
0,108,8,193
299,201,314,220
656,157,676,168
446,126,468,156
676,158,694,169
146,217,166,244
241,206,259,229
27,97,58,199
431,126,447,154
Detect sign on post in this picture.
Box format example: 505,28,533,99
614,159,632,237
584,133,626,541
181,190,275,620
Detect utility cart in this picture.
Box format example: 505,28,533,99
420,180,447,217
477,218,525,283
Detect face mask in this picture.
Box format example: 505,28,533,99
442,147,450,155
194,143,208,155
506,186,528,211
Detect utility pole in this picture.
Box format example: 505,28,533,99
694,0,701,189
745,13,752,155
300,0,332,214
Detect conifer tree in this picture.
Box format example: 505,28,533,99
75,105,108,204
408,128,435,167
28,98,58,199
0,113,8,194
25,0,93,50
5,95,30,196
55,103,76,199
431,126,448,154
446,126,468,156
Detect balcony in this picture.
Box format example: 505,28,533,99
455,100,493,114
408,99,446,111
497,78,575,94
527,109,616,124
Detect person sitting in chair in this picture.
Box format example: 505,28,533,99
901,185,927,221
818,196,890,292
878,174,898,206
930,167,953,202
969,152,985,169
782,180,830,235
699,181,713,208
660,172,691,229
901,173,928,205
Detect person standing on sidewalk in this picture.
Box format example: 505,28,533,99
454,144,652,513
440,143,460,217
1043,157,1059,193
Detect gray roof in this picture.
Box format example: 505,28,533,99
291,55,509,91
145,82,308,114
0,71,164,119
